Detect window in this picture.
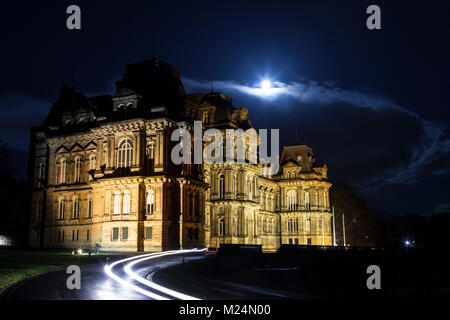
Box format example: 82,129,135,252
305,218,311,232
219,174,225,199
122,190,130,214
122,227,128,240
88,198,93,218
287,218,292,232
113,191,121,215
288,238,293,244
86,229,90,241
287,190,297,211
293,218,298,232
146,189,154,214
294,238,299,245
233,215,238,236
62,230,65,242
247,177,253,200
76,230,79,241
58,159,67,184
72,197,79,219
72,230,75,241
218,217,225,236
74,157,81,182
58,198,65,219
203,111,209,124
148,141,155,159
271,217,275,234
305,192,310,210
118,139,133,168
112,227,119,240
89,155,96,170
188,227,193,241
232,174,237,196
145,227,153,240
307,237,312,245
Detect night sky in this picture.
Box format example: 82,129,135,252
0,0,449,215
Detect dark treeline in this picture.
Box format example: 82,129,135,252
0,141,29,246
330,183,450,249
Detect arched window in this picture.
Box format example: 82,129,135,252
233,215,238,236
305,218,311,232
74,157,81,182
72,197,79,219
203,111,209,124
293,218,298,232
89,155,96,170
218,217,225,236
88,197,93,218
118,139,133,168
287,190,297,211
113,191,121,215
58,198,65,220
271,217,275,234
287,218,292,232
219,174,225,199
305,191,310,210
148,141,155,159
59,159,67,184
122,190,130,214
247,177,253,200
146,189,154,214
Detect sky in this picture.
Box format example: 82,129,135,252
0,0,449,215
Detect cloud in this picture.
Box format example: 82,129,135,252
184,76,450,189
435,203,450,214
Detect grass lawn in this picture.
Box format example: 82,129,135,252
0,249,110,291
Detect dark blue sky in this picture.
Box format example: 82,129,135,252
0,0,449,215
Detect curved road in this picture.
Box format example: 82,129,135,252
3,249,306,300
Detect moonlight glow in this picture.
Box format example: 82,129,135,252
261,80,272,91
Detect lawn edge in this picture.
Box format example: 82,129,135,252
0,267,65,300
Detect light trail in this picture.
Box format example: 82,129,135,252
104,248,206,300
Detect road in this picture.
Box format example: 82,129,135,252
3,249,306,300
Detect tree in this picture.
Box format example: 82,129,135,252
330,183,381,247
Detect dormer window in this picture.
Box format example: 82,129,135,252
127,102,134,108
118,104,125,109
203,111,209,124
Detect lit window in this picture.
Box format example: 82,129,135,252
72,197,79,219
148,141,155,160
287,190,297,211
305,218,311,232
58,198,65,220
58,159,67,184
74,157,81,183
146,189,154,214
122,190,130,214
118,139,133,168
305,192,310,211
113,191,121,215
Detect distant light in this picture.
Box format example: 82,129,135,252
404,240,410,246
261,80,272,91
77,249,83,254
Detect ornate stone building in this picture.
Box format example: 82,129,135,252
28,59,332,252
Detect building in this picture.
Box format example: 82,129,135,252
28,58,332,252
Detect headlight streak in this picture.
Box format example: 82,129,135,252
104,248,206,300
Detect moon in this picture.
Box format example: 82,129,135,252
261,80,272,91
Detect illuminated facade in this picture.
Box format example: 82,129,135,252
28,59,332,252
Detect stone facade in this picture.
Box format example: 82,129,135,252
28,59,332,252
